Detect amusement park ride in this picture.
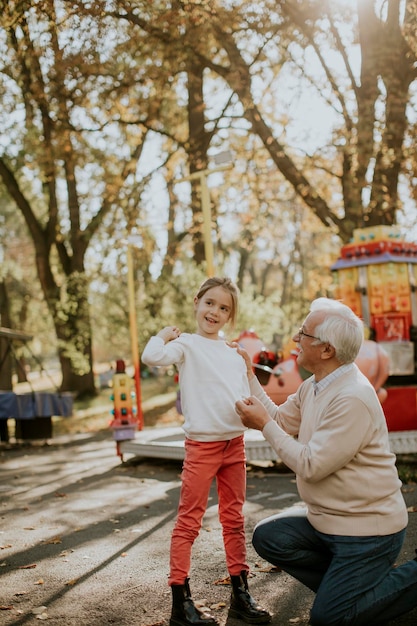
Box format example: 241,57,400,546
119,224,417,461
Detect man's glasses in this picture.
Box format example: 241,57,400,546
297,328,321,341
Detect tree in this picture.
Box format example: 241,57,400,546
0,1,174,395
120,1,417,241
2,1,416,379
194,0,417,241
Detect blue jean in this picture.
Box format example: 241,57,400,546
252,513,417,625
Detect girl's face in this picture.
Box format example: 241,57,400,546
194,286,233,339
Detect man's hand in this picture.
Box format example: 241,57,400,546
157,326,181,344
235,396,271,431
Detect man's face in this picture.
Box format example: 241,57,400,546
292,312,324,373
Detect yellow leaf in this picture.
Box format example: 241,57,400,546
43,536,62,545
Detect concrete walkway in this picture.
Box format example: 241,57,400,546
1,432,417,626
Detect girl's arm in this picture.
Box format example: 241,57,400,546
142,327,183,367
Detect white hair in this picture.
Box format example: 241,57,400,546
310,298,364,364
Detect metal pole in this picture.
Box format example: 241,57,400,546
126,244,143,430
200,173,215,277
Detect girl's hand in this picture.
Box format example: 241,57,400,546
157,326,181,344
227,341,255,380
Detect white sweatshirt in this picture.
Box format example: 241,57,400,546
142,333,250,441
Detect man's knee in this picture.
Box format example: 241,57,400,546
252,519,288,563
252,522,269,558
252,513,312,564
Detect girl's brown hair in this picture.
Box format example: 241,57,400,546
195,277,239,328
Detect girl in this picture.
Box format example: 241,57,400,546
142,277,271,626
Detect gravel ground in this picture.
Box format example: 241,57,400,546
1,429,417,626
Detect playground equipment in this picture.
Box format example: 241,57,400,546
109,359,138,459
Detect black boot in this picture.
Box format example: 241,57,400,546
229,570,272,624
170,578,219,626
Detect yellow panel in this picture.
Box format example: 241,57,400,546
353,225,401,244
336,268,362,316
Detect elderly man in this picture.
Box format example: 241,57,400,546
235,298,417,626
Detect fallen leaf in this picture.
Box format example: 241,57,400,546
407,506,417,513
42,537,62,545
0,605,14,610
254,564,282,573
214,576,230,586
194,600,210,611
289,618,301,623
32,606,47,615
65,578,79,586
121,552,128,557
59,550,73,557
54,493,67,498
19,563,37,569
210,602,226,610
35,579,44,585
0,544,12,549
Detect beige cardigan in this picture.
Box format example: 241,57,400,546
249,365,408,536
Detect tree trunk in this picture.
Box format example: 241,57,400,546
53,272,96,397
0,281,13,390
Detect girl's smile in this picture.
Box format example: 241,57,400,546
194,285,233,339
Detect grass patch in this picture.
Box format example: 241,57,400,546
53,374,179,435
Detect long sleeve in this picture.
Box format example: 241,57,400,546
142,336,185,367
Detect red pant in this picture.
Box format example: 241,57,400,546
169,435,248,585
